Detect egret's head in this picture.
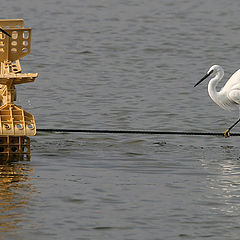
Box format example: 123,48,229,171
208,65,223,75
194,65,223,87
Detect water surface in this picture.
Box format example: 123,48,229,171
1,0,240,239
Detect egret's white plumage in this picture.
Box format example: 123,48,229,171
194,65,240,137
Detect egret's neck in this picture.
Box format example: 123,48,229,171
208,71,224,104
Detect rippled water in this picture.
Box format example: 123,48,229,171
1,0,240,239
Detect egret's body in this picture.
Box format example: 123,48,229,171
194,65,240,137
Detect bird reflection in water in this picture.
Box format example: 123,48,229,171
0,150,34,238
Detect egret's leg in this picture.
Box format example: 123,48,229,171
224,107,240,138
224,118,240,138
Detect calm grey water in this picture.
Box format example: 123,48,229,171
1,0,240,239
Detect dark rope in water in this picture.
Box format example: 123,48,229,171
37,129,240,136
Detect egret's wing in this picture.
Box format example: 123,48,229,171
230,83,240,91
228,88,240,104
223,69,240,90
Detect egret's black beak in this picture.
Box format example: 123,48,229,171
194,69,214,87
0,28,11,38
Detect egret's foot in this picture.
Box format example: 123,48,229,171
224,129,230,138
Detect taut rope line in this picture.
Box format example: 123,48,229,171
37,129,240,136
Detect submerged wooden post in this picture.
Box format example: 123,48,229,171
0,19,38,161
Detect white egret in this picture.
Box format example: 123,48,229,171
194,65,240,137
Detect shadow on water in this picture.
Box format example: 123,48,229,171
0,154,34,239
